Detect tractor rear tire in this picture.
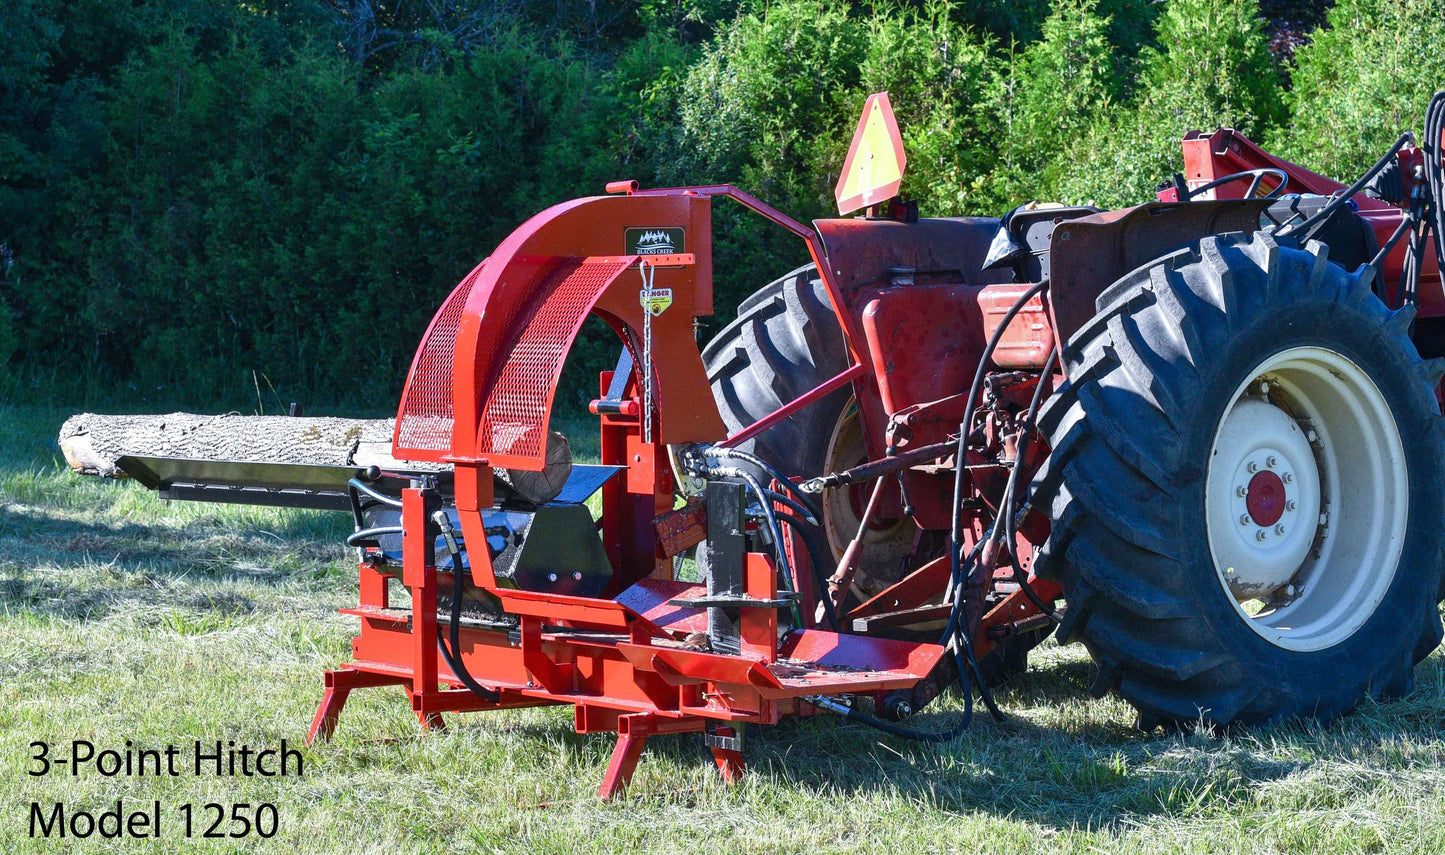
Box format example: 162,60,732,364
1030,230,1445,728
701,265,851,483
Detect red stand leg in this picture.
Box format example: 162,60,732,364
709,726,745,784
308,668,408,745
308,686,350,745
417,711,447,731
599,714,655,800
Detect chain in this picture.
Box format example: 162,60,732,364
639,260,655,444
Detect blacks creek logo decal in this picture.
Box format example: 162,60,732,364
625,227,685,256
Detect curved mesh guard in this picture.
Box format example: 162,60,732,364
395,261,488,454
478,258,631,463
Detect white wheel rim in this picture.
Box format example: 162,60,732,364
1204,347,1407,652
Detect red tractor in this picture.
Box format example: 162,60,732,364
71,92,1445,797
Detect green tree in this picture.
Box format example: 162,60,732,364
1058,0,1282,208
1271,0,1445,182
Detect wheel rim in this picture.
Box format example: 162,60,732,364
1205,346,1408,652
821,403,914,596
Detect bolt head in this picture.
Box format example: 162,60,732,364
1285,584,1297,597
547,572,558,583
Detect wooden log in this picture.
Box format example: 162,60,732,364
58,413,396,478
58,412,573,503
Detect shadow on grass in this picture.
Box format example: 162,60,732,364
0,500,352,621
378,654,1445,831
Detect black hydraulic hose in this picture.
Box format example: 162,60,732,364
938,537,1005,724
345,525,404,547
949,559,1005,722
806,691,973,743
997,348,1062,621
705,447,821,519
1406,91,1445,308
763,489,819,526
1371,214,1416,283
947,281,1049,607
348,477,403,509
946,281,1048,669
1278,131,1415,243
713,465,797,603
434,514,501,703
773,510,840,631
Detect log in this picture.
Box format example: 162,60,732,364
58,412,573,503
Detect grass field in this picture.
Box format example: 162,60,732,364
3,402,1445,853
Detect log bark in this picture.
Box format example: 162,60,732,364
58,412,572,503
58,413,405,478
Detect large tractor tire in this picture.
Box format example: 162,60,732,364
1031,230,1445,728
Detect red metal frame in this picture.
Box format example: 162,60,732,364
1172,128,1442,315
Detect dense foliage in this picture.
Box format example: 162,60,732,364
0,0,1441,408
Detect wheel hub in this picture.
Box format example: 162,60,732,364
1245,470,1286,526
1208,397,1321,599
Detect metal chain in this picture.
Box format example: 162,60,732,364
639,260,655,444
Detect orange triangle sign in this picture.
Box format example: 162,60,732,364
834,92,907,216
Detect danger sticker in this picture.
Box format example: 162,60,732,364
640,288,673,316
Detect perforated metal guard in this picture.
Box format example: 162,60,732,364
395,261,488,454
479,258,631,463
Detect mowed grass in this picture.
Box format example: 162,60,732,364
3,402,1445,854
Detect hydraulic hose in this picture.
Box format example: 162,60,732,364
806,692,973,743
996,347,1062,621
705,446,821,519
762,488,820,526
709,464,798,606
1276,131,1415,243
433,511,501,704
944,281,1048,711
773,510,841,631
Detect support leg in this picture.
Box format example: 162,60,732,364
708,725,745,784
417,711,447,732
308,686,350,745
599,714,655,800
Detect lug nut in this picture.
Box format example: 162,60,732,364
1236,486,1248,497
1240,514,1252,526
1256,530,1268,541
1274,524,1286,535
1266,455,1278,468
1286,500,1297,511
1285,584,1297,597
1247,461,1259,473
1283,472,1294,483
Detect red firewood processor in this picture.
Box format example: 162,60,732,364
69,92,1445,798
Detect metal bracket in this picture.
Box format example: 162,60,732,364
704,722,745,752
